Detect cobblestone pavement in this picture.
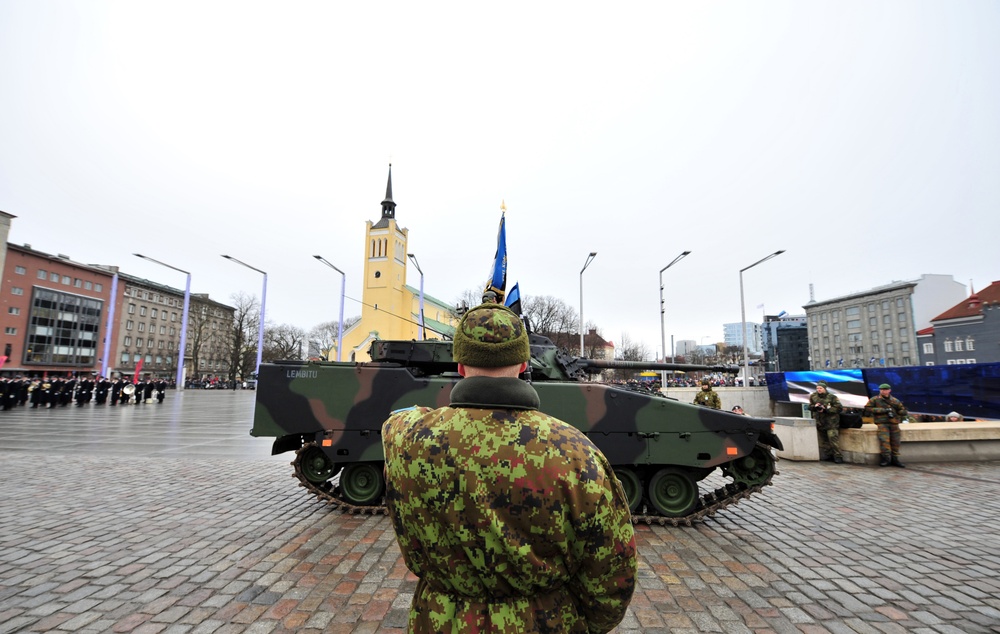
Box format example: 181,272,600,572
1,392,999,633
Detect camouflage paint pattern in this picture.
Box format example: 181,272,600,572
382,402,636,633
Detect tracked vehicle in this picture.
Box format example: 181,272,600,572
251,334,783,526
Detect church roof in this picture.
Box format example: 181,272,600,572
931,280,1000,322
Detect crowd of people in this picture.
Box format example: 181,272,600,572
0,375,170,410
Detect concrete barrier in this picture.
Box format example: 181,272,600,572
770,417,1000,464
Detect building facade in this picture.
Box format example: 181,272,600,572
0,244,116,377
723,322,762,355
113,274,234,383
762,314,809,372
802,275,966,369
337,166,460,361
919,281,1000,365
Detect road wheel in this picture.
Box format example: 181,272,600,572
299,446,335,484
613,467,643,513
340,463,385,505
648,468,698,517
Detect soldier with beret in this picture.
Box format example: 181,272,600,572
693,378,722,409
864,383,909,467
382,302,637,633
809,381,844,463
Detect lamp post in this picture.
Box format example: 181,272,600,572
740,250,785,387
579,252,597,356
134,254,190,391
313,256,346,360
222,255,267,380
659,251,691,384
407,254,425,340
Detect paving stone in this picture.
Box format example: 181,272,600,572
1,393,998,633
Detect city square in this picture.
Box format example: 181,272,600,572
0,391,998,633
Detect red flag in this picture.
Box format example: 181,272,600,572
133,359,144,383
0,356,7,369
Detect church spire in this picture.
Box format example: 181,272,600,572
381,164,396,219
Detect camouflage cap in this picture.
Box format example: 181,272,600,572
816,381,828,388
879,383,891,389
700,378,711,386
452,303,529,368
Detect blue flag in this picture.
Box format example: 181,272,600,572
504,282,521,315
484,213,507,303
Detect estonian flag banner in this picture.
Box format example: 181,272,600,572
484,213,507,303
505,282,521,315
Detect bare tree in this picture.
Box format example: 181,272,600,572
522,295,578,337
228,292,259,382
308,317,361,360
187,305,211,381
607,332,651,382
264,324,306,362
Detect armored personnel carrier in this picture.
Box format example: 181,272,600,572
251,334,782,526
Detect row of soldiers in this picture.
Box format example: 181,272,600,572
0,376,169,410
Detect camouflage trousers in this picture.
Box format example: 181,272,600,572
876,422,901,458
816,425,842,459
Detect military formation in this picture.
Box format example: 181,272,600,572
0,375,169,411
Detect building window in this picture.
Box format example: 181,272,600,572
4,327,16,335
74,279,82,288
944,340,953,352
882,300,889,310
968,358,976,364
136,338,144,348
846,320,860,329
140,306,147,316
121,353,129,364
133,354,141,363
886,343,894,353
869,317,877,326
896,298,904,307
151,309,157,319
967,338,975,351
897,313,906,324
899,328,907,338
901,342,910,352
95,284,102,292
61,276,70,284
15,265,26,275
8,307,20,315
50,272,59,281
172,312,177,322
845,307,860,316
11,286,24,296
159,326,165,334
158,340,164,349
23,287,103,366
124,336,132,346
126,320,134,331
955,339,964,352
922,343,933,354
84,281,92,290
138,323,145,332
128,304,135,314
883,315,891,325
37,270,47,279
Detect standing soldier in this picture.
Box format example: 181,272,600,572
693,378,721,409
382,303,637,633
864,383,908,468
809,381,844,463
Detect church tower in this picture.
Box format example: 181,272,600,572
353,165,410,352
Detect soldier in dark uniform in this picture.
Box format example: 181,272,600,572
0,379,13,411
76,376,93,406
693,378,722,409
155,379,167,403
133,377,146,404
95,376,111,405
864,383,909,467
143,376,155,403
382,303,637,633
110,377,123,406
61,376,76,407
30,380,44,408
17,377,29,407
809,381,844,463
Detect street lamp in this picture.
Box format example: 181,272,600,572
222,255,267,380
740,250,785,387
659,251,692,383
313,256,346,360
134,254,190,391
407,254,425,340
579,252,597,356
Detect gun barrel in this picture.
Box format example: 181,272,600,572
582,359,740,374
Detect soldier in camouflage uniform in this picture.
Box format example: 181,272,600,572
809,381,844,463
863,383,908,468
693,378,721,409
382,303,637,633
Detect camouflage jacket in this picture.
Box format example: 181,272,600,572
693,388,721,410
808,391,842,429
382,375,637,633
863,395,908,425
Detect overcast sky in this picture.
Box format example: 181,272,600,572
2,1,997,358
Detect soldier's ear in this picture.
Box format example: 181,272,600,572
457,364,467,377
519,362,528,374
